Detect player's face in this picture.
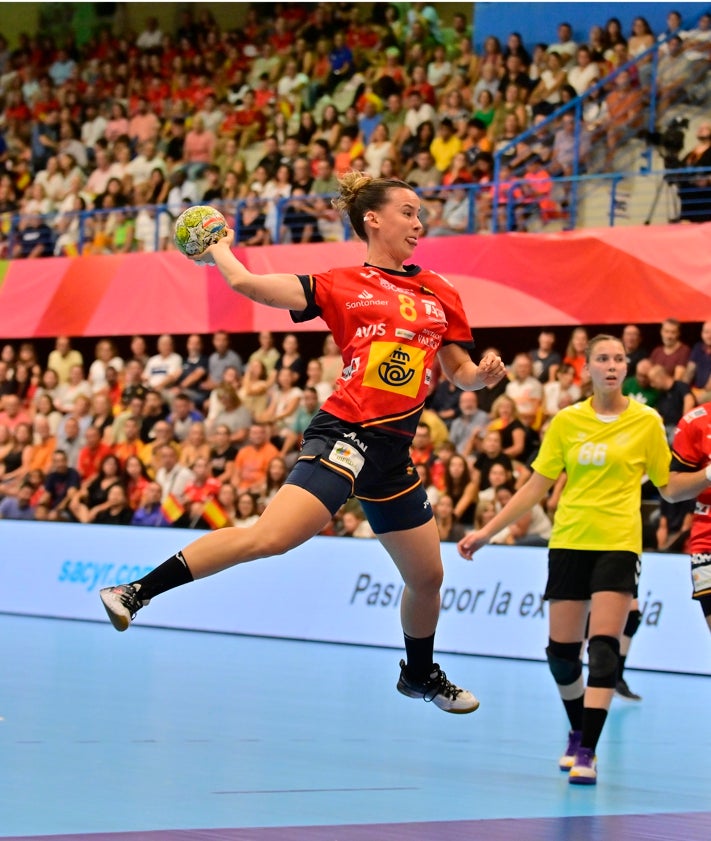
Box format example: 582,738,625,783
585,340,627,392
379,188,423,256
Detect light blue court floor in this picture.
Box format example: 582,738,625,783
1,613,710,841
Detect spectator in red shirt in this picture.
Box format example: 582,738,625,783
220,90,266,149
403,65,437,107
183,456,221,504
76,425,114,483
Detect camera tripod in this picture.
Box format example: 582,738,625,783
643,172,680,225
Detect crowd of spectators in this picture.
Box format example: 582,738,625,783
0,3,709,255
1,319,707,551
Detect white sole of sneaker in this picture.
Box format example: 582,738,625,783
397,685,480,714
435,699,480,714
99,593,130,632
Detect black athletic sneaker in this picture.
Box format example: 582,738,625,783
99,583,149,631
396,659,480,713
615,677,642,702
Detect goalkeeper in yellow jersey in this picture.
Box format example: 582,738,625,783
459,334,672,786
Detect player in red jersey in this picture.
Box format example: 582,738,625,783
664,402,711,633
100,172,506,713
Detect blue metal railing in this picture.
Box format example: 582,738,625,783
3,162,710,260
491,7,711,231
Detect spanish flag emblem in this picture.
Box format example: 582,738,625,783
202,498,230,530
160,493,185,524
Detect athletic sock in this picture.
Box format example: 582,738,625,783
404,632,436,681
132,551,194,601
581,707,608,752
563,696,584,732
618,653,628,681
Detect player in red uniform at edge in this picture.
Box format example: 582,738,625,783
100,172,506,713
665,402,711,634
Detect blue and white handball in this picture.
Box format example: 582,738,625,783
174,205,227,258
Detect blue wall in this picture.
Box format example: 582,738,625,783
472,2,711,51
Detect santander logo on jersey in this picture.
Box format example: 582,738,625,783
346,290,388,309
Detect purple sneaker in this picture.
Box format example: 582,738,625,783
559,730,582,771
569,747,597,785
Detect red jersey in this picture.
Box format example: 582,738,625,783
77,443,114,482
183,477,221,504
670,402,711,553
293,264,474,437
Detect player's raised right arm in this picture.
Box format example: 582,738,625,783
196,229,308,311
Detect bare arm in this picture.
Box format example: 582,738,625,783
438,343,507,392
195,229,307,310
453,481,478,521
178,365,206,388
458,471,556,559
682,391,696,416
663,467,709,503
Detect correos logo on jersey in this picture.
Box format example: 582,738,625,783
362,342,425,398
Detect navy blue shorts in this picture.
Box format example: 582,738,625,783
284,410,433,534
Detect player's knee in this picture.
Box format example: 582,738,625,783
249,523,297,558
403,562,443,596
587,635,620,688
546,639,582,686
623,609,642,638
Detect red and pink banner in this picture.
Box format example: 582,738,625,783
1,223,710,338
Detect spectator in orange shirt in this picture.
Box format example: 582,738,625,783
232,423,279,496
113,416,144,468
27,416,56,474
599,70,644,166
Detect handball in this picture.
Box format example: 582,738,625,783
174,205,228,258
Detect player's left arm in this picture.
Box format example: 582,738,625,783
663,466,711,503
659,419,708,503
438,342,507,391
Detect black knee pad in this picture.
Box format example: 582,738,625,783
587,635,620,688
546,639,583,686
623,609,642,638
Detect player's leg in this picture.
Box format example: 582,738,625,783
547,598,589,770
699,593,711,633
378,516,479,714
690,555,711,633
569,588,632,785
615,597,642,701
100,483,334,630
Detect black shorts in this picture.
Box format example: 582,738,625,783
544,549,640,601
284,410,433,534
